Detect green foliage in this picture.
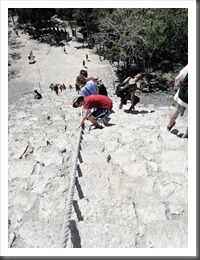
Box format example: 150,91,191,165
11,8,56,29
11,8,188,74
96,8,188,73
55,8,74,20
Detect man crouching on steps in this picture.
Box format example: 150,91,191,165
72,95,113,129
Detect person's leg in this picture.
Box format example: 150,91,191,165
178,104,186,117
92,109,108,127
119,98,127,109
101,117,108,126
128,93,140,111
167,108,180,130
167,103,186,130
130,92,135,110
182,127,188,138
88,114,102,128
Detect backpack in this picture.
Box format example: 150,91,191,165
98,83,108,96
114,77,132,98
178,73,188,104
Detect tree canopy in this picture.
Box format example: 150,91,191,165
9,8,188,75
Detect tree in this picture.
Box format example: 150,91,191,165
11,8,188,74
12,8,56,30
96,9,148,76
95,8,188,75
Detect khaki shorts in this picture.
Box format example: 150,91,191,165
177,103,186,116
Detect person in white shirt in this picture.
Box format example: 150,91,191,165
167,64,188,138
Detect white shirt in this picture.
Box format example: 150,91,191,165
178,64,188,81
174,64,188,109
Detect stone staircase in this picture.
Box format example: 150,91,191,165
8,87,188,248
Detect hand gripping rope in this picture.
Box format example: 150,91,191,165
60,109,84,248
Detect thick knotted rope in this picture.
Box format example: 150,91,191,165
60,111,83,248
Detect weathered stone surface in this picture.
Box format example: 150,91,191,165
7,21,188,250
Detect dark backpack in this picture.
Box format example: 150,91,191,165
98,83,108,96
178,73,188,104
115,77,131,98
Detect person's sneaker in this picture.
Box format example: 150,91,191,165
128,106,135,111
89,125,103,131
167,121,176,131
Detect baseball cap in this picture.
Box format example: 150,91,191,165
72,96,84,107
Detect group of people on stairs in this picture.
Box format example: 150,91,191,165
72,65,188,138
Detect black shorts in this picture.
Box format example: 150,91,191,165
121,95,140,105
92,108,109,119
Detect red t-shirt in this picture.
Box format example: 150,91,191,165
84,95,113,110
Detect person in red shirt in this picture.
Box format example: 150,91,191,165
72,95,113,129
